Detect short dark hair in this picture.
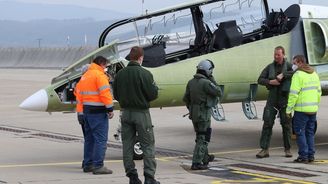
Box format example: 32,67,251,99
93,56,108,66
275,46,285,55
129,46,144,61
293,55,306,64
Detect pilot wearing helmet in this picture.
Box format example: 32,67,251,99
183,59,222,170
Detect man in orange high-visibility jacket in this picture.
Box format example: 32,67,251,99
75,56,114,175
74,64,90,169
75,64,90,136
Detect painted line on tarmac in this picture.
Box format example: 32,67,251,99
2,143,326,168
211,147,283,155
155,142,328,161
211,142,328,155
211,170,316,184
150,148,274,161
0,160,122,168
156,157,172,162
313,160,328,164
0,158,173,168
316,142,328,146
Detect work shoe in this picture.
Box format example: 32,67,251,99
92,166,113,175
129,174,142,184
203,154,215,165
256,149,269,158
208,154,215,162
190,163,209,170
144,177,160,184
83,165,93,173
294,157,308,164
284,149,293,158
308,157,315,163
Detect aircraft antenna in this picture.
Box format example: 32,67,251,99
84,34,88,46
299,0,302,4
36,38,42,48
141,0,144,15
66,36,70,47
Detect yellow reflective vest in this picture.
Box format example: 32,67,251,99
286,69,321,114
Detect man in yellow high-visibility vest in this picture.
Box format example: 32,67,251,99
286,55,321,163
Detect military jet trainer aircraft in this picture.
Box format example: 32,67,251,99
20,0,328,121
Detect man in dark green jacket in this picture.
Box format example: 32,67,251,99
256,46,294,158
183,59,222,170
113,46,159,184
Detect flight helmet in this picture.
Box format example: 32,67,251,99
196,59,215,76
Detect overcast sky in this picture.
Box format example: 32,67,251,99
3,0,328,15
2,0,188,14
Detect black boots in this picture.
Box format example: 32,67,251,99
191,163,208,170
203,154,215,165
128,174,142,184
144,176,160,184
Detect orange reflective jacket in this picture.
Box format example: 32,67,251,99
74,82,83,114
75,63,113,113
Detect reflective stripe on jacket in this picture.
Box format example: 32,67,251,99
76,63,113,112
287,70,321,113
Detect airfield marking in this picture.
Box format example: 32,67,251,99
211,170,316,184
316,142,328,146
140,142,328,161
156,157,172,162
210,147,285,155
1,158,326,169
313,160,328,164
1,124,327,159
0,160,122,168
0,124,327,169
210,142,328,155
0,157,175,169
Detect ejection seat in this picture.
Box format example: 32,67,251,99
125,35,166,68
262,4,300,38
209,20,243,51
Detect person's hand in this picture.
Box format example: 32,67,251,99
269,79,280,86
286,113,292,119
108,112,114,119
276,73,284,81
77,114,85,125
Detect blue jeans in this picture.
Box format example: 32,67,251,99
83,113,109,169
293,111,316,159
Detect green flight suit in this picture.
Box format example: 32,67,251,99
257,60,293,150
113,61,158,178
183,74,222,164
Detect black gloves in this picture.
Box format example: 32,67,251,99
77,114,86,125
208,75,218,85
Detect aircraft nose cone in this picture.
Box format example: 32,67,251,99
19,89,48,111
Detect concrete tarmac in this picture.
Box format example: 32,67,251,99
0,69,327,184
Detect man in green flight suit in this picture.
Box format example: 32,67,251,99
113,46,159,184
183,59,222,170
256,46,294,158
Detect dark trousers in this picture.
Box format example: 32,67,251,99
293,111,316,159
260,106,291,150
83,113,109,169
121,109,156,178
192,120,211,164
